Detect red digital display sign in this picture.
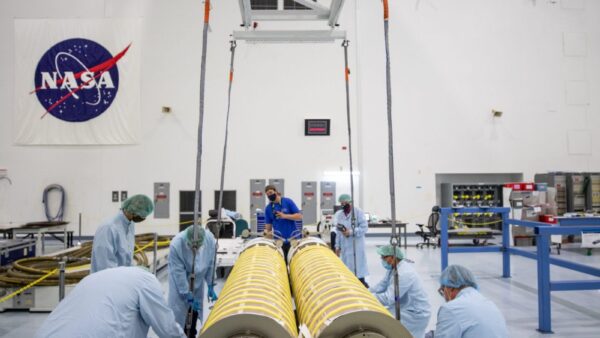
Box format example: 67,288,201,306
305,119,330,136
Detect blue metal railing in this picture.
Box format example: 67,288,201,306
440,207,600,333
439,207,511,276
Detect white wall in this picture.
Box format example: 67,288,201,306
0,0,598,234
357,0,600,225
0,0,359,234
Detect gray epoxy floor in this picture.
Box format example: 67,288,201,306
1,238,599,338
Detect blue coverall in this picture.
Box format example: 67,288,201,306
370,260,431,338
90,211,135,273
333,206,369,278
434,287,508,338
167,229,216,329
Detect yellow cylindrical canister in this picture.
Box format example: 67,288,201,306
200,239,297,338
288,238,412,338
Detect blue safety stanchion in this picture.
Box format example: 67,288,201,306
501,211,511,278
536,231,552,333
440,208,451,271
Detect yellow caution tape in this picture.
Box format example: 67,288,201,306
134,240,170,253
0,268,58,304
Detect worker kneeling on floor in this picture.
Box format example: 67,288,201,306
370,244,431,338
427,264,508,338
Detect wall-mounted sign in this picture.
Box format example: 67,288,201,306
305,119,330,136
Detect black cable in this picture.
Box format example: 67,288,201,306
381,0,401,321
187,1,211,336
43,184,65,222
212,40,237,287
342,39,358,277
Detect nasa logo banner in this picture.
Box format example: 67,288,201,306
34,38,126,122
14,19,140,144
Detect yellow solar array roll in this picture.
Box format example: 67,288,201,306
200,239,297,338
288,238,412,338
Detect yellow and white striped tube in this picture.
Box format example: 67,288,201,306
200,239,297,338
288,238,412,338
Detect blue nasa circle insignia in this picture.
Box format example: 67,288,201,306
34,38,120,122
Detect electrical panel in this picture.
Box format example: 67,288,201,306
320,181,336,211
535,173,567,215
249,179,266,232
566,173,586,212
586,173,600,212
301,181,317,225
154,183,170,219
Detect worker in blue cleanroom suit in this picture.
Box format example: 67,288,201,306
428,264,508,338
370,245,431,338
90,194,154,273
168,225,217,336
34,266,185,338
333,194,369,287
